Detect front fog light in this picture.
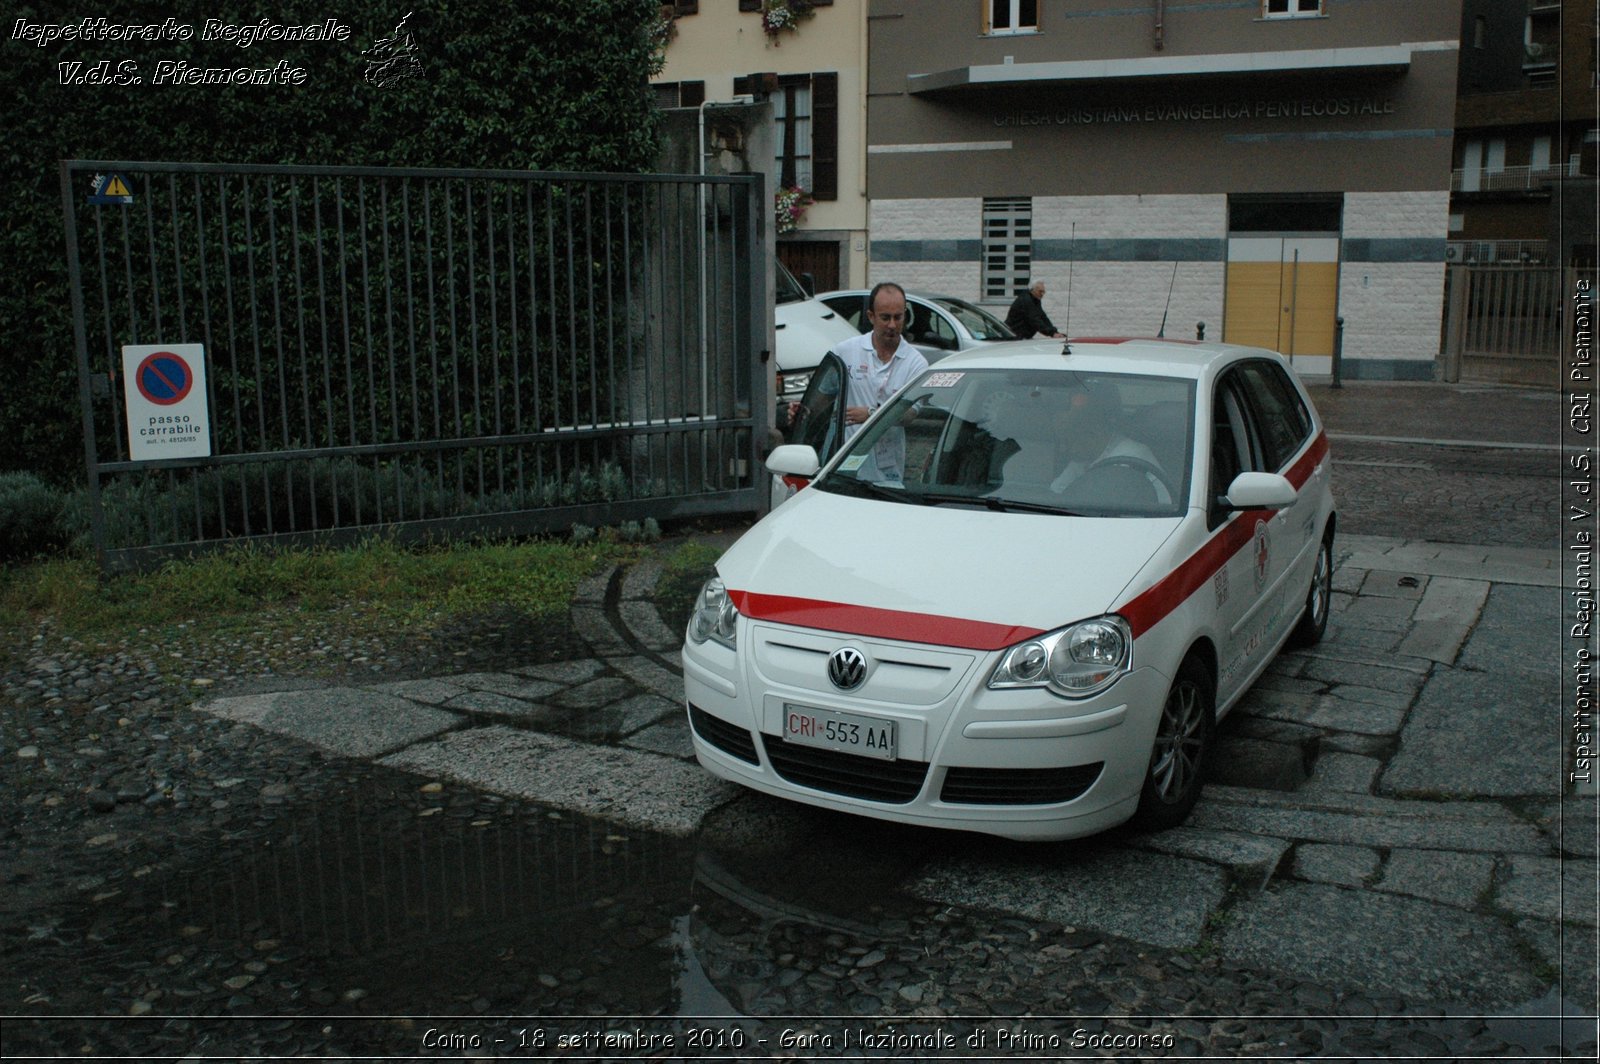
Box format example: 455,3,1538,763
688,576,740,650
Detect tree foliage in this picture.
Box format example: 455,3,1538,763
2,0,666,482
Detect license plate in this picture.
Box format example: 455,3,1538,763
782,703,897,760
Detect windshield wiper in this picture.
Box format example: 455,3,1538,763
821,476,918,504
909,490,1000,510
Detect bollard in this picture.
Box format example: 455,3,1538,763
1196,321,1206,342
1331,316,1345,389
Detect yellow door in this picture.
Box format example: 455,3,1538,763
1224,237,1340,367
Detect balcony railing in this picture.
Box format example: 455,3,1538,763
1446,239,1550,265
1451,159,1580,192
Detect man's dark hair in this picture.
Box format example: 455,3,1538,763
867,281,906,314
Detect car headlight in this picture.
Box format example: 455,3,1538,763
688,576,740,649
988,616,1132,699
778,368,814,398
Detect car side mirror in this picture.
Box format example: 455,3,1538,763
1220,471,1297,511
767,444,821,479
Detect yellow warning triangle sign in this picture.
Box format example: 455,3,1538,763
104,175,131,197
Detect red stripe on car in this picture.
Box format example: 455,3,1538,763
727,590,1046,651
1117,431,1328,637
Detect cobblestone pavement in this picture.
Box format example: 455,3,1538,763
1307,381,1565,548
4,381,1594,1058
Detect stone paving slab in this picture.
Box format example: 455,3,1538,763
907,847,1227,950
1291,843,1379,887
1301,751,1382,795
1376,849,1495,910
443,689,558,722
1382,667,1560,799
1191,787,1549,854
200,689,460,759
513,659,609,684
1238,689,1408,736
379,725,738,837
1126,827,1291,889
1495,855,1600,927
370,678,469,705
1219,882,1545,1007
1338,536,1562,588
448,672,563,701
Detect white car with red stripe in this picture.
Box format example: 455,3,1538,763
684,338,1335,841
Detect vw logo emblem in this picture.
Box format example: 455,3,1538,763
827,647,867,691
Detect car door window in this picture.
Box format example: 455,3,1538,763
1235,361,1311,471
819,295,868,332
786,352,847,464
909,301,959,350
1209,376,1259,525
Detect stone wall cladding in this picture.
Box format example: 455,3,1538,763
868,198,983,240
1344,191,1452,239
1034,194,1228,240
1338,262,1446,367
1340,192,1450,369
1016,262,1227,338
868,261,981,296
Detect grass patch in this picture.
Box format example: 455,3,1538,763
0,537,637,646
655,540,723,633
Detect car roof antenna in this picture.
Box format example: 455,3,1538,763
1157,261,1178,338
1061,221,1075,357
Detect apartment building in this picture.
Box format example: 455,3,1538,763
653,1,869,291
1451,0,1597,268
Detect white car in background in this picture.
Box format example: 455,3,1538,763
815,289,1019,360
685,338,1335,841
775,261,857,407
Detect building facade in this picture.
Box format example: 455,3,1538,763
654,0,870,292
1451,0,1597,268
866,0,1465,379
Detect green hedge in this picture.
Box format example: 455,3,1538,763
2,0,665,484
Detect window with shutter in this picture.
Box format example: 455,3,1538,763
982,197,1033,301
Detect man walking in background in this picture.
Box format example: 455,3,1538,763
1006,279,1065,340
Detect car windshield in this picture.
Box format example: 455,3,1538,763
775,259,809,305
816,367,1195,518
931,297,1015,341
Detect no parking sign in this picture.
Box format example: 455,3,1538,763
121,344,211,460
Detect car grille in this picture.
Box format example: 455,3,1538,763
688,704,759,765
940,762,1104,805
761,735,929,804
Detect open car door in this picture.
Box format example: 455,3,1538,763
773,352,846,503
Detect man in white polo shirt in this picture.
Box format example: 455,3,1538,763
785,282,929,482
832,282,928,481
835,282,928,435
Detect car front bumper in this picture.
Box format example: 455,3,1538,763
681,620,1171,842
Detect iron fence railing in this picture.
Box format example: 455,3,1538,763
62,160,766,571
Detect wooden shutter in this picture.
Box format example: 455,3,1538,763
674,1,698,14
739,0,761,11
679,80,705,108
810,72,838,201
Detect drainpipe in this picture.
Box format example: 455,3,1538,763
1153,0,1165,50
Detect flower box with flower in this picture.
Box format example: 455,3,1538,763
761,0,815,43
774,186,812,234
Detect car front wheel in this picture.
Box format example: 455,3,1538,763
1131,656,1213,832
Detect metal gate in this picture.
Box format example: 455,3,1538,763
1441,265,1596,386
62,160,766,571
